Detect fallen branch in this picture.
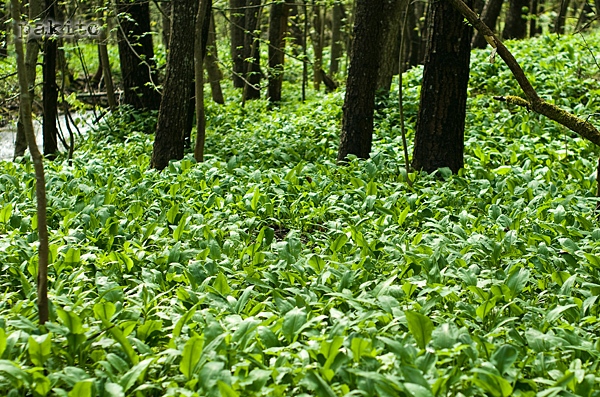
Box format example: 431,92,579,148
446,0,600,146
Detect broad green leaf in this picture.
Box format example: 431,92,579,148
69,380,94,397
0,360,31,387
179,335,204,379
28,334,52,367
282,307,307,343
309,254,326,272
0,202,12,223
217,380,239,397
120,358,153,392
366,180,378,197
251,188,261,210
93,301,116,322
0,328,6,358
405,310,434,349
213,272,231,295
57,308,83,334
491,344,518,375
32,371,51,396
173,304,198,338
476,298,497,320
330,234,348,253
506,268,529,298
104,382,124,397
351,338,373,362
472,368,513,397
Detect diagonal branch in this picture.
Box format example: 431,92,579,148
446,0,600,146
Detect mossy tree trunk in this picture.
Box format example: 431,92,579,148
205,15,225,104
412,0,472,174
230,0,246,88
376,0,406,92
503,0,528,39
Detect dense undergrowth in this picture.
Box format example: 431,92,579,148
2,32,600,396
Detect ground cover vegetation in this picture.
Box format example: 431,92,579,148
3,27,600,397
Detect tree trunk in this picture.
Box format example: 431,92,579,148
554,0,570,34
576,2,592,31
472,0,504,48
99,13,117,110
408,2,427,67
310,3,324,90
412,0,472,174
195,0,211,162
230,0,246,88
11,0,49,326
267,0,290,103
90,47,103,90
14,0,43,160
329,4,343,77
243,0,262,100
503,0,528,39
337,0,387,162
151,0,199,170
376,0,406,92
0,4,8,58
116,0,161,111
42,0,59,159
162,1,171,51
205,15,225,104
529,0,538,37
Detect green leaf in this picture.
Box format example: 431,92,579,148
0,202,12,223
213,272,231,295
366,180,378,197
0,328,6,358
309,254,326,272
490,344,518,375
0,360,31,387
173,304,199,338
405,310,434,349
217,380,239,397
28,334,52,367
57,308,83,334
119,358,153,392
93,301,116,322
350,337,373,362
251,188,261,210
282,307,307,343
476,298,497,320
179,335,204,379
330,234,348,253
472,367,513,397
68,380,94,397
167,203,179,224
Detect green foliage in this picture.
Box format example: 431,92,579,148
3,31,600,396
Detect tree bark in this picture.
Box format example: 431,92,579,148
13,0,43,160
151,0,199,170
412,0,472,174
337,0,387,162
267,0,290,103
576,2,593,31
162,1,171,51
376,0,406,92
554,0,571,34
310,3,324,90
329,4,343,78
205,15,225,104
503,0,528,39
42,0,58,159
116,0,161,111
1,4,8,58
194,0,211,162
99,14,117,111
11,0,49,326
472,0,504,48
243,0,262,101
408,2,427,67
230,0,246,88
529,0,538,37
447,0,600,146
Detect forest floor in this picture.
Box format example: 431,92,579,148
1,32,600,396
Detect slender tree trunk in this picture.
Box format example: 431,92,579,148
408,2,427,67
376,0,406,92
14,0,43,160
329,4,343,77
91,47,103,89
0,4,7,58
205,15,225,104
42,0,58,159
310,3,324,90
99,13,117,110
230,0,246,88
151,0,199,170
472,0,504,48
195,0,211,162
11,0,49,326
162,1,171,51
412,0,472,174
554,0,571,34
503,0,528,39
337,0,387,162
116,0,161,110
529,0,538,37
244,0,262,100
267,0,290,103
576,2,592,31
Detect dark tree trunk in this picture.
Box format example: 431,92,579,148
376,0,405,92
576,2,592,31
337,0,386,162
267,1,290,103
529,0,538,37
244,0,262,100
503,0,528,39
116,0,161,110
0,4,7,58
408,2,427,67
310,3,324,90
554,0,570,34
412,0,472,174
151,0,199,170
472,0,504,48
287,4,304,49
230,0,246,88
162,1,171,51
42,0,58,159
205,15,225,104
91,46,103,89
329,4,343,77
